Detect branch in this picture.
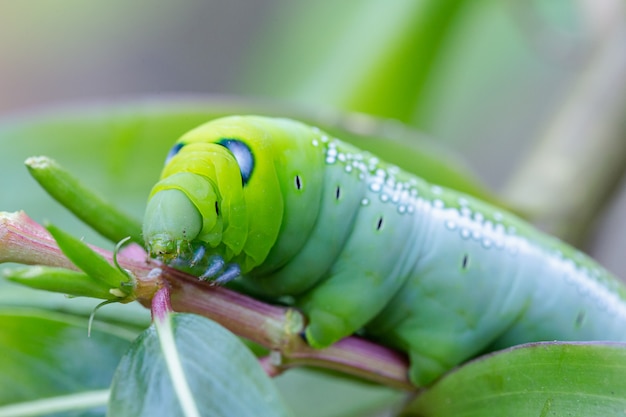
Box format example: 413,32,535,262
0,211,413,391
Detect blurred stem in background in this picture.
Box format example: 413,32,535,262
503,0,626,245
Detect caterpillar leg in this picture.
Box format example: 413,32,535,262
214,264,241,284
199,255,226,280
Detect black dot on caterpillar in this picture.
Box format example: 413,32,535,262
462,254,469,270
295,175,302,190
215,201,219,216
335,186,341,200
376,216,384,231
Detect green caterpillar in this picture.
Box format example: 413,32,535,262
143,115,626,386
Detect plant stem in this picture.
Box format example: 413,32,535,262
0,211,413,390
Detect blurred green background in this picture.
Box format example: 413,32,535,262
0,1,625,415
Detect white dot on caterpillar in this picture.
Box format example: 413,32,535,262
376,168,386,177
370,182,382,192
338,153,347,162
460,228,471,239
473,212,484,223
312,139,319,147
433,199,445,209
458,197,469,206
344,165,353,173
327,148,338,157
380,193,390,202
431,185,443,195
325,156,336,164
397,205,407,214
321,135,329,143
445,220,457,230
361,197,370,206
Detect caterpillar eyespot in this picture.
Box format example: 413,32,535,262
165,142,185,164
217,138,254,185
143,115,626,386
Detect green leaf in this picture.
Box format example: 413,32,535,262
45,224,134,299
3,265,117,300
108,313,293,417
0,309,135,412
25,156,142,245
403,342,626,416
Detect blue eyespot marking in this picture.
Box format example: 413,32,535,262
217,138,254,185
165,142,185,164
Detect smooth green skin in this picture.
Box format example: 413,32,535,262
144,116,626,387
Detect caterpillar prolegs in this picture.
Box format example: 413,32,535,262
143,115,626,386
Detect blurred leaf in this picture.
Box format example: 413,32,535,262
403,342,626,416
0,309,135,413
108,313,293,417
239,0,468,123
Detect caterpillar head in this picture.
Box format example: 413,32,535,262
142,117,285,282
